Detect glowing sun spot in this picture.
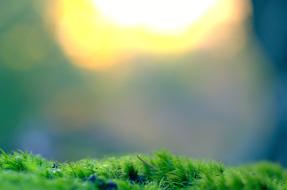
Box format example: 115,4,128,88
48,0,249,70
92,0,218,33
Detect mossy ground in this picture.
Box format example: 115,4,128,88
0,150,286,190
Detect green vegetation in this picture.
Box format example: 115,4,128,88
0,150,286,190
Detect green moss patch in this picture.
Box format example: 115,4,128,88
0,150,286,189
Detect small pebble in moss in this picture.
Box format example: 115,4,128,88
136,175,146,184
105,181,117,190
129,174,146,184
52,163,59,169
96,178,106,189
51,163,61,174
88,174,97,183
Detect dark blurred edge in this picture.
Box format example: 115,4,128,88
251,0,287,165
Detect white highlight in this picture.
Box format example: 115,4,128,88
92,0,218,33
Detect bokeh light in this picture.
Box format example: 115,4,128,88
48,0,249,70
3,0,287,166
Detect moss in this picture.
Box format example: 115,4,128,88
0,150,286,190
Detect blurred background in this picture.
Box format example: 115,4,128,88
0,0,286,165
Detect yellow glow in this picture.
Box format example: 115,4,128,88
92,0,217,33
48,0,249,70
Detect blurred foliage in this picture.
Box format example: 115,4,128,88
0,0,281,164
0,0,81,149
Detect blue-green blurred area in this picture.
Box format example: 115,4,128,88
1,0,287,165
